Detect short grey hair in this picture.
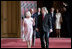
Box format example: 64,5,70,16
42,7,48,14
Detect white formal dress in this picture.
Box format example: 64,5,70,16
24,18,34,41
55,13,61,29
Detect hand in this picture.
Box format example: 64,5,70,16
50,29,53,33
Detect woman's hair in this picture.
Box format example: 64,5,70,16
26,11,31,18
56,9,60,13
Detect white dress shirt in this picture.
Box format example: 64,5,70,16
51,12,54,17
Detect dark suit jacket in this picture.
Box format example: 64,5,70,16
38,13,52,33
50,12,56,30
34,12,41,28
31,13,36,30
31,13,40,30
50,12,56,25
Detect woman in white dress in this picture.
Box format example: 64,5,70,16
55,9,63,38
23,11,35,48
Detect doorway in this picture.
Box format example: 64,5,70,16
1,1,21,38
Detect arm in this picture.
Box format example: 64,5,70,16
35,16,39,31
23,19,28,34
49,15,52,29
49,15,53,32
35,16,38,28
60,14,63,24
32,18,35,26
23,19,27,27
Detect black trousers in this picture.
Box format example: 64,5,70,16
40,30,49,48
32,30,36,46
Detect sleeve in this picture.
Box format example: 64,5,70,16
49,15,52,29
37,15,40,29
35,15,38,28
31,18,35,26
60,13,63,23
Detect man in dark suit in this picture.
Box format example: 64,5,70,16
38,7,52,48
50,7,56,37
34,8,41,38
62,2,71,37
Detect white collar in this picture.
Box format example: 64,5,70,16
38,12,40,15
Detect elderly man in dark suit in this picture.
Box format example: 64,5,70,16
34,8,41,38
38,7,52,48
50,7,56,37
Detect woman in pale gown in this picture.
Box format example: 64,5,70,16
55,9,63,38
23,11,35,48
